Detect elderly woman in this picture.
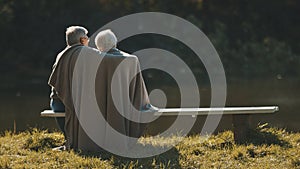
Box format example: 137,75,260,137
94,29,152,126
95,29,117,52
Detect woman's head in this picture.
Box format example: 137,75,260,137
95,29,117,52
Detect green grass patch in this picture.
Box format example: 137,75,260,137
0,125,299,168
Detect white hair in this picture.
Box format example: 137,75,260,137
66,26,88,46
95,29,117,52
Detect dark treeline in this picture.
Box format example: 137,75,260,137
0,0,299,86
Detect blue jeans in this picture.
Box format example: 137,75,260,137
50,99,65,136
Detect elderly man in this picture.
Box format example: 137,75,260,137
48,26,99,149
49,26,89,137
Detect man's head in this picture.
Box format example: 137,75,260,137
66,26,89,46
95,29,117,52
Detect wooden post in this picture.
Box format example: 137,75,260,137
13,119,16,134
232,114,250,144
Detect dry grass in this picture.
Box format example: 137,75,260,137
0,125,299,168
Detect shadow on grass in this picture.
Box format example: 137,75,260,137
238,127,291,148
79,147,181,168
23,129,65,151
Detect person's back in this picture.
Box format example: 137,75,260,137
96,48,150,138
48,26,91,148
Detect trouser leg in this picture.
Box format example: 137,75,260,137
50,99,66,136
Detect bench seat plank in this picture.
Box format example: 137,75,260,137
156,106,279,116
41,110,65,117
41,106,279,117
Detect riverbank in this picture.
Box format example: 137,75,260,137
0,125,299,168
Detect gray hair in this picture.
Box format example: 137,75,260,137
95,29,117,52
65,26,88,46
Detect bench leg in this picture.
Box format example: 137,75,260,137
232,114,250,144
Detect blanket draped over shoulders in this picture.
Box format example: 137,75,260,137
49,46,151,153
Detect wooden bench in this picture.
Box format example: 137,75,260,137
41,106,279,143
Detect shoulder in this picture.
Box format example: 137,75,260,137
77,46,105,57
118,50,134,57
104,49,136,58
119,50,139,61
86,46,102,54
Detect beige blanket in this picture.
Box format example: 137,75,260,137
49,46,151,153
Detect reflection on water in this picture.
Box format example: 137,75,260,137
0,78,299,133
0,84,56,132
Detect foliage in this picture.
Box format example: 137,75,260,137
0,126,300,168
0,0,299,85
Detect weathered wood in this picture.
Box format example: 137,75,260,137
232,114,251,144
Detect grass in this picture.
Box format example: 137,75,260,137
0,125,299,168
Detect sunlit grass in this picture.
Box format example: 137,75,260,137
0,125,299,168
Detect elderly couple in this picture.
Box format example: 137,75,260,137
48,26,156,152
